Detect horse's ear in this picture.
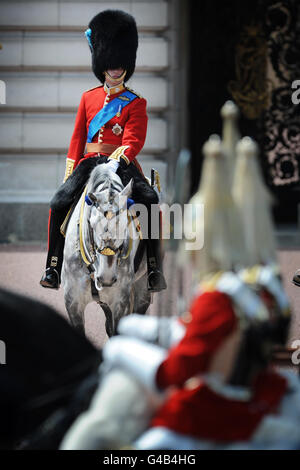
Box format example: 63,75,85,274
120,178,133,199
87,192,97,205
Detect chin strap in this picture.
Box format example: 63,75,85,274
104,70,127,84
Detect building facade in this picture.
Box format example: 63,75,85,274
0,0,189,242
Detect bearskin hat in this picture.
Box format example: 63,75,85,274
88,10,138,83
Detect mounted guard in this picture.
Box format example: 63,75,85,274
40,9,167,293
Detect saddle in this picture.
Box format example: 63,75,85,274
60,166,161,237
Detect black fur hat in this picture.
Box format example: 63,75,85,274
88,10,138,83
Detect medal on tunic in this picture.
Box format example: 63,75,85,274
116,104,122,118
112,123,123,136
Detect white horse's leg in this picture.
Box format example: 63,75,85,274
62,197,93,334
62,256,92,335
133,253,151,315
100,278,134,335
133,272,151,315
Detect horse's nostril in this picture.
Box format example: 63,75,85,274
97,276,117,287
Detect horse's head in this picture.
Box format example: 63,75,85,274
88,176,133,289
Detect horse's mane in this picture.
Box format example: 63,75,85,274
88,164,124,193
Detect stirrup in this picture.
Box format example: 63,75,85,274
147,269,167,292
40,268,60,290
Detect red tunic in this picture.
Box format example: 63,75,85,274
152,291,287,442
66,84,148,171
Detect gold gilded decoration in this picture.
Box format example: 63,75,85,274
104,81,125,95
50,256,58,267
100,247,116,256
85,85,102,93
119,96,130,101
112,123,123,136
60,206,73,237
79,186,93,267
200,272,224,292
109,145,130,164
239,265,262,285
63,158,75,182
136,221,141,233
104,70,126,85
105,211,114,220
154,170,161,193
116,105,122,117
121,154,130,166
228,24,273,120
126,86,142,99
131,214,142,238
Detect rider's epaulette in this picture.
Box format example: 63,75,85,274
85,85,103,93
125,86,143,99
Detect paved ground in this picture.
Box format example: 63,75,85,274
0,244,300,349
0,244,181,349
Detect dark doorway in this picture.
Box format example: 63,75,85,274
187,0,300,224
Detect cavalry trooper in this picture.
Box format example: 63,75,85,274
40,9,167,292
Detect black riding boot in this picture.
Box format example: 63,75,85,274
40,210,66,289
146,238,167,293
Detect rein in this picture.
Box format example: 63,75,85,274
120,213,134,261
79,186,95,267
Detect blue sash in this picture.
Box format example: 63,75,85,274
87,90,138,143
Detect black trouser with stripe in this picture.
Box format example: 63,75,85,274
45,156,162,278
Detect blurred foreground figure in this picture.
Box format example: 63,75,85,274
232,136,278,267
61,136,298,450
0,288,100,449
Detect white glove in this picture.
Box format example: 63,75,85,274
105,159,119,173
103,336,167,392
117,315,160,342
117,314,186,348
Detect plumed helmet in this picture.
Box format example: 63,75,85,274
87,10,138,83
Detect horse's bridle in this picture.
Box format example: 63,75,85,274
87,204,132,264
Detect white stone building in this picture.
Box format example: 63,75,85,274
0,0,189,241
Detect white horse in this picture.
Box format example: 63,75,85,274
61,165,151,337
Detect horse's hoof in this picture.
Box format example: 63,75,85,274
40,269,60,289
147,270,167,292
